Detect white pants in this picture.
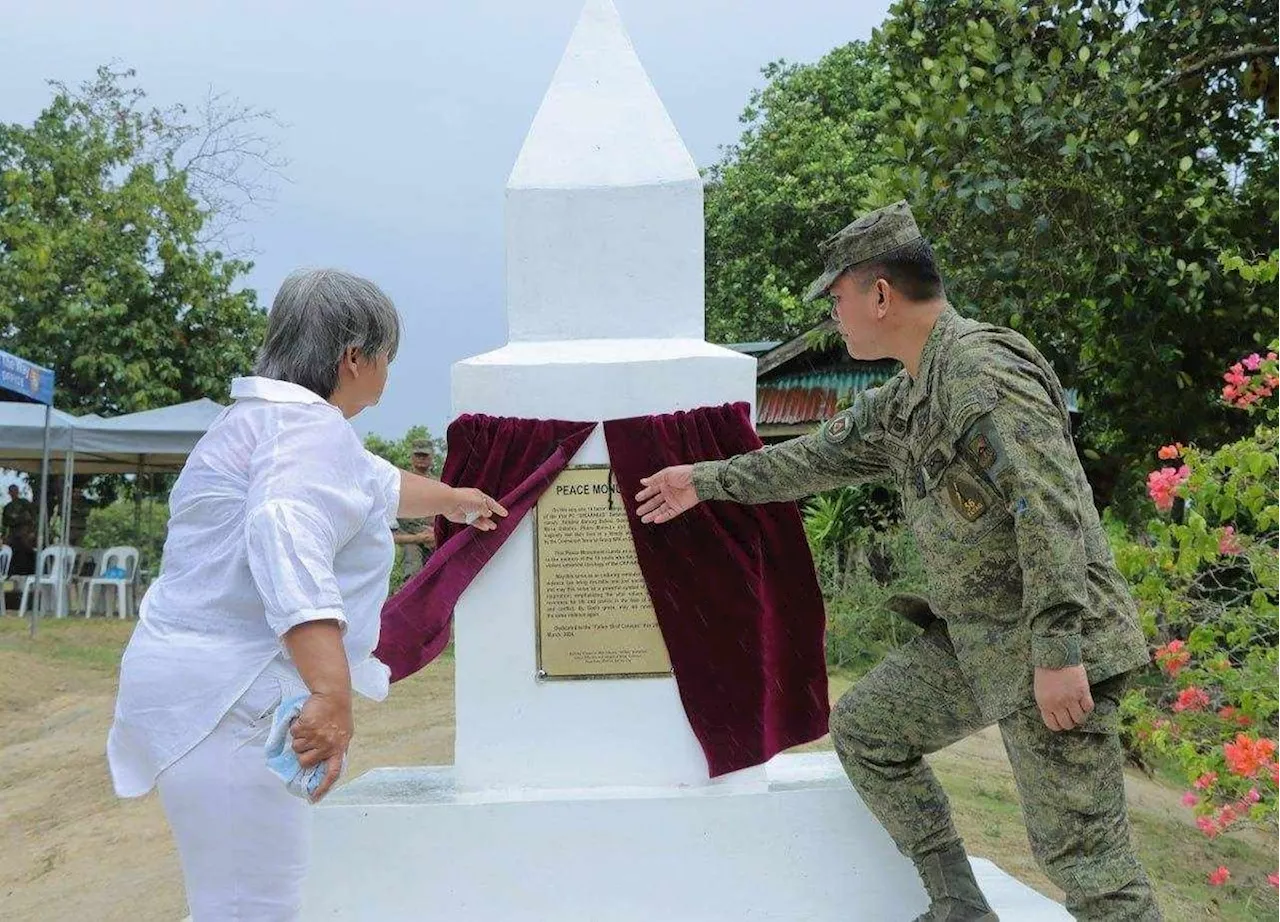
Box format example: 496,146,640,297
157,664,311,921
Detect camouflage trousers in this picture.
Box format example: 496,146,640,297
401,543,430,580
830,622,1161,921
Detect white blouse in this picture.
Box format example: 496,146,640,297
108,376,401,797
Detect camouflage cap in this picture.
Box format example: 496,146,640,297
802,200,923,302
411,439,433,455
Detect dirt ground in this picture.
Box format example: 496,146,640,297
1,620,1275,921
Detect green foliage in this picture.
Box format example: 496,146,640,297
362,425,444,475
1112,347,1277,887
82,497,169,574
703,42,892,343
819,526,925,674
804,485,922,674
0,66,268,415
870,0,1278,484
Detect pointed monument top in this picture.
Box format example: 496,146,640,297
508,0,699,190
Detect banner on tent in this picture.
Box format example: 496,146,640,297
0,351,54,405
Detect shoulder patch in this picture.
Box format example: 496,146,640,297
824,411,855,444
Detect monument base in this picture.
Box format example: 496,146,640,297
303,752,1069,920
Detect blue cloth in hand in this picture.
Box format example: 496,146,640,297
264,694,331,800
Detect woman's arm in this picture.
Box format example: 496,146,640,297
398,470,508,530
282,620,351,802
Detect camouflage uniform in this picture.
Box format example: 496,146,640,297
692,203,1159,920
397,515,433,579
2,495,35,536
397,439,436,580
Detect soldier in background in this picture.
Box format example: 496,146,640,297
636,202,1160,921
393,440,437,580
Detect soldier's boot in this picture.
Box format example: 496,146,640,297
910,843,999,922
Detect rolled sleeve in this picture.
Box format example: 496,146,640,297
245,499,352,637
245,414,373,637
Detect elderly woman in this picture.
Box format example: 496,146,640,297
107,269,504,920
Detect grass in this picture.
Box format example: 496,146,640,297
3,620,1274,920
0,617,132,672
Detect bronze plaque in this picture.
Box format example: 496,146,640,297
535,466,672,680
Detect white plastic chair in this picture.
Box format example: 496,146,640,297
83,546,140,619
17,546,77,617
70,548,103,613
0,544,11,581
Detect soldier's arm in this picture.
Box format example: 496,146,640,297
690,389,893,505
950,342,1089,669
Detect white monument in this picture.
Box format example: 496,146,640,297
304,3,1069,919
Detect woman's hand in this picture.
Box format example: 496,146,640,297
442,487,508,531
290,690,353,803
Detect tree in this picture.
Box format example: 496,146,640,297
703,42,892,343
363,425,445,476
0,66,278,416
868,0,1277,492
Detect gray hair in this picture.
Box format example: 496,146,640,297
255,269,401,398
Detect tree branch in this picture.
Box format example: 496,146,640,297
1147,44,1278,94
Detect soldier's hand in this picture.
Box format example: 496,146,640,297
1034,665,1094,731
636,465,700,524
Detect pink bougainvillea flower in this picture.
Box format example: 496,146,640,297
1173,686,1210,713
1157,443,1183,460
1219,525,1244,555
1245,788,1261,805
1196,815,1219,837
1193,771,1218,790
1224,734,1277,778
1269,872,1279,889
1243,353,1263,371
1181,791,1198,807
1146,465,1190,512
1208,866,1230,886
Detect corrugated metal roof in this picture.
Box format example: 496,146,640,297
758,386,842,426
759,379,1082,426
765,369,896,393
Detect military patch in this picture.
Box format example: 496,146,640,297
969,433,997,470
824,412,854,444
890,415,908,436
946,474,989,522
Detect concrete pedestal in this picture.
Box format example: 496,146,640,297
303,752,1070,921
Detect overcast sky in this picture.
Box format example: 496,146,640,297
3,0,892,438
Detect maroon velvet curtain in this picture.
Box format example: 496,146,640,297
604,402,829,776
375,405,830,777
374,414,595,682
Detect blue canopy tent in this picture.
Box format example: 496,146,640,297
0,350,56,633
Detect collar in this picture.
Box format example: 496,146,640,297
896,306,958,426
230,376,335,408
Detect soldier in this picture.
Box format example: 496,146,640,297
2,483,35,537
393,440,438,580
636,202,1160,921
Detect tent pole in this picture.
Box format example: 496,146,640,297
32,404,53,638
55,448,75,618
